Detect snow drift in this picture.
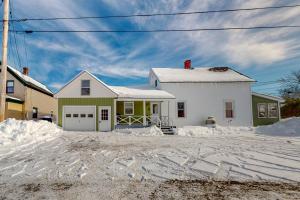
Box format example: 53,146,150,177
0,119,61,146
177,125,253,137
255,117,300,136
113,125,163,136
178,117,300,137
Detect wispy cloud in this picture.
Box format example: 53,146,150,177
5,0,300,89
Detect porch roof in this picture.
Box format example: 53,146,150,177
109,86,175,99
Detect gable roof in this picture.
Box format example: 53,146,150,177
55,70,118,96
109,85,175,99
151,67,255,83
252,92,284,102
7,66,53,96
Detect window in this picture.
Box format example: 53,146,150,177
88,114,94,118
6,80,14,94
257,103,267,118
80,114,86,118
81,80,90,95
66,114,71,118
155,80,158,88
152,104,159,114
32,107,38,119
177,102,185,118
268,103,278,118
101,109,109,120
225,101,234,118
73,114,79,118
124,102,134,115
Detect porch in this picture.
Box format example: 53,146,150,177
109,85,175,131
114,100,172,129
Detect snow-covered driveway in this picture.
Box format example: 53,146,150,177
0,131,300,199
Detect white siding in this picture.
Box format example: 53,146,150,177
55,71,117,98
160,82,253,127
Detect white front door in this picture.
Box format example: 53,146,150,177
150,102,160,121
63,106,96,131
98,106,111,132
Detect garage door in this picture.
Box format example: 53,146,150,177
63,106,96,131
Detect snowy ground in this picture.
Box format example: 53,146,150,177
0,119,300,199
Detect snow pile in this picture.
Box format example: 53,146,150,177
177,125,253,137
113,125,163,136
255,117,300,136
0,119,62,146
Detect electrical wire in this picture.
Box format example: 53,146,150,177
8,25,300,34
9,0,22,69
9,4,300,22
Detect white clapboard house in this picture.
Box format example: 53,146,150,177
55,60,255,132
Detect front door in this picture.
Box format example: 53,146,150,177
151,102,160,121
98,106,111,132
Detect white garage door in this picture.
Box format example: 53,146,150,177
63,106,96,131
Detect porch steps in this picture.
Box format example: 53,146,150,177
160,126,175,135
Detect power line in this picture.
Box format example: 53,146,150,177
9,0,22,69
10,4,300,22
253,80,282,87
10,25,300,34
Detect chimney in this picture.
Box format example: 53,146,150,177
184,60,191,69
23,67,29,75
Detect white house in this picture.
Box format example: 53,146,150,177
148,61,255,127
55,61,255,132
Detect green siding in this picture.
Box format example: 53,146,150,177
58,98,114,131
252,95,280,126
116,101,151,116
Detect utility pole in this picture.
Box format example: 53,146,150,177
0,0,10,121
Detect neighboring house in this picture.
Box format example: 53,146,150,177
252,92,284,126
3,66,57,121
55,60,256,132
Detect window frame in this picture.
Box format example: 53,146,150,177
124,102,134,116
154,80,158,88
6,80,14,94
257,103,268,119
224,100,235,119
81,80,90,96
32,107,38,119
176,101,186,118
268,103,278,118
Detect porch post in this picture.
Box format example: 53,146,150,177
168,100,170,126
143,100,146,126
114,99,117,128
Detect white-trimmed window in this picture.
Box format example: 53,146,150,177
154,80,158,88
81,80,90,95
6,80,14,94
177,102,186,118
225,101,234,118
268,103,278,118
257,103,267,118
124,102,134,115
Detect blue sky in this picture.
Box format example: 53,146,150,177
2,0,300,95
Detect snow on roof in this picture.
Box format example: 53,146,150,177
6,95,23,102
109,86,175,99
252,92,284,102
8,66,53,94
151,67,255,83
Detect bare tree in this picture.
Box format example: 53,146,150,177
279,70,300,99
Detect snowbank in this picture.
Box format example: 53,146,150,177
0,119,62,146
113,126,163,136
177,125,253,137
255,117,300,136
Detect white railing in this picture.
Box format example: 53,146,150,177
116,115,172,128
117,115,144,125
